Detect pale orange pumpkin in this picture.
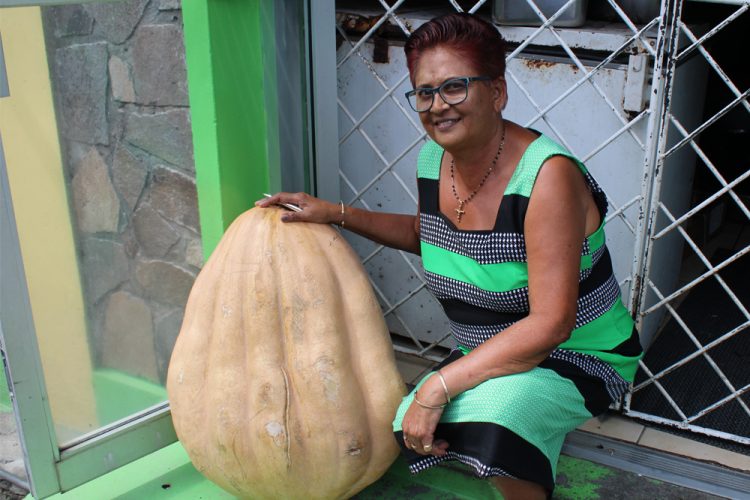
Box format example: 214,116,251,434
167,207,405,499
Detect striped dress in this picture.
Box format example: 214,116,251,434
392,133,643,492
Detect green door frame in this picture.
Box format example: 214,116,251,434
0,0,334,497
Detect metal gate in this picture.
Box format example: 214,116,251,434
330,0,748,446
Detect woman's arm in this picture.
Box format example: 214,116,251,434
256,192,421,254
402,156,595,454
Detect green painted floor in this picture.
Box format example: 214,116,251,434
30,441,721,500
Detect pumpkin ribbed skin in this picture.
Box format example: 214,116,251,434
167,207,405,499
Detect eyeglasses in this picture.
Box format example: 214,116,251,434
405,76,492,113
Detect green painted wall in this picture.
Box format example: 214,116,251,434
182,0,281,258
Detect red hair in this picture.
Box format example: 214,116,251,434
404,13,506,84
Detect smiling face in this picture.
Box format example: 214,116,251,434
411,46,506,154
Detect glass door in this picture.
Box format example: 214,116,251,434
0,0,315,497
0,1,196,496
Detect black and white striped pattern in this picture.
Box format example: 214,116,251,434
575,274,620,328
549,349,631,401
420,213,527,264
409,451,518,479
449,320,515,349
425,271,530,313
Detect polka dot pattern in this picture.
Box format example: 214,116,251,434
574,275,620,328
408,451,517,479
425,270,529,313
420,213,527,263
449,319,515,348
549,349,630,400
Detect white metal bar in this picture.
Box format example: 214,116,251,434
638,279,750,418
686,384,750,424
630,0,683,321
635,360,690,421
652,168,750,240
416,332,453,357
506,69,577,153
338,72,414,145
621,410,750,445
336,0,407,68
377,0,412,35
669,115,750,222
519,0,656,142
519,20,658,151
504,7,574,60
676,5,749,67
680,20,750,115
335,25,423,139
603,0,658,57
382,283,427,316
581,108,648,163
604,195,641,233
663,88,750,160
658,203,750,319
642,244,750,315
633,321,749,392
467,0,488,15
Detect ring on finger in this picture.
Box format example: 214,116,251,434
423,443,433,452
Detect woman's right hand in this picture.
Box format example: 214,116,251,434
255,192,340,225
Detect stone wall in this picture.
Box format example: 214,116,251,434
41,0,198,385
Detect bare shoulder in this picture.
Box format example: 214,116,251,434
528,154,597,237
533,155,589,201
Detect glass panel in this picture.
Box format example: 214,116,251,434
0,366,28,488
0,1,198,446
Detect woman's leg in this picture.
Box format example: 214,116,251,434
490,477,547,500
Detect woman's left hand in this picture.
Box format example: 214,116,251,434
401,402,449,456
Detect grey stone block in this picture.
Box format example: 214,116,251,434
86,0,148,44
109,55,136,103
148,165,199,232
185,237,204,268
135,260,195,307
154,308,184,383
102,291,159,382
158,0,181,11
112,145,147,212
80,238,129,304
125,109,194,170
54,43,109,145
71,148,120,234
132,204,180,258
49,5,94,37
133,24,188,106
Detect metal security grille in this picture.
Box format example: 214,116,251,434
624,0,750,446
331,0,748,445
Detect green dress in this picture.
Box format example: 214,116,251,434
392,132,643,493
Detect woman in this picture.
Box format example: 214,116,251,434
257,12,642,499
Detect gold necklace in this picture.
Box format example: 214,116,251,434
450,128,506,224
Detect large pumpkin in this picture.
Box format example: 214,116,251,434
167,207,405,499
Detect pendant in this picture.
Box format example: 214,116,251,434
455,201,465,223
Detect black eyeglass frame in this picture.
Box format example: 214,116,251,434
405,76,493,113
